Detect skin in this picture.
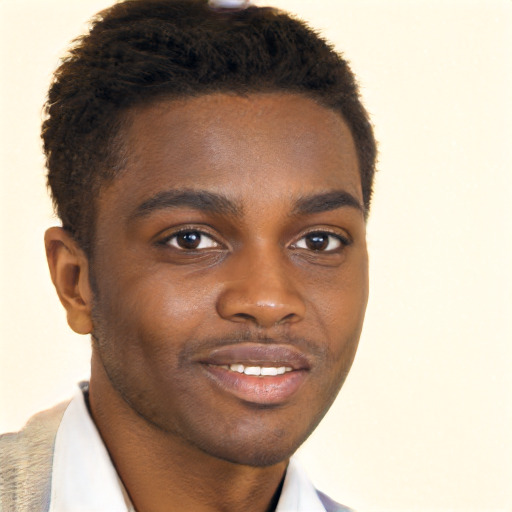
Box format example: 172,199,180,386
45,93,369,512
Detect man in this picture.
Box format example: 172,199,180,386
0,0,376,510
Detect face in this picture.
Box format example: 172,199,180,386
89,93,368,466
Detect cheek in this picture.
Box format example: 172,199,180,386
94,261,219,354
309,253,368,329
313,274,367,402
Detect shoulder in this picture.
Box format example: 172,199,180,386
0,400,70,512
316,489,355,512
0,399,69,455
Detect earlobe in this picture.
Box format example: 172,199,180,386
44,227,93,335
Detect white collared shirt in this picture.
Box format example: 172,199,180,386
49,385,328,512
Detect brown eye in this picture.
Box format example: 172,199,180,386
305,233,330,251
167,231,218,250
294,231,346,252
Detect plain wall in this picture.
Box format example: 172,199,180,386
1,1,511,511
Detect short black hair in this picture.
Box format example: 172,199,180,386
42,0,377,254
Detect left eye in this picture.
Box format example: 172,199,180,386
166,231,219,250
293,232,345,252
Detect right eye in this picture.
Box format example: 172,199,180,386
165,230,220,251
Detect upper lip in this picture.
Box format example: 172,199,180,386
198,343,312,371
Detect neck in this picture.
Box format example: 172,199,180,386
89,352,288,512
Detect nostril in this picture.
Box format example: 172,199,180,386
278,313,298,325
225,310,301,328
232,313,256,322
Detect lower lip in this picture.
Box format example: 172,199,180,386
201,365,308,405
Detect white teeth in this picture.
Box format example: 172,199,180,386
224,364,293,376
261,367,278,376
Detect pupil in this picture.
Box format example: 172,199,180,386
177,231,201,249
306,233,328,251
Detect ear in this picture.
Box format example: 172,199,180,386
45,227,93,335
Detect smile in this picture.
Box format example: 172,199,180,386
197,343,311,405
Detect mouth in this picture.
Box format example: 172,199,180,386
198,343,311,405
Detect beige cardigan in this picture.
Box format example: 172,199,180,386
0,400,69,512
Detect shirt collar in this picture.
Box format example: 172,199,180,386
50,383,326,512
49,383,134,512
276,458,328,512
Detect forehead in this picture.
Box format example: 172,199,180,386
105,93,362,214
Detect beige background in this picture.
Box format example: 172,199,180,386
1,1,511,511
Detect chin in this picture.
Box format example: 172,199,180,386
194,434,298,468
176,409,322,468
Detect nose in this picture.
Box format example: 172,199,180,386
216,247,306,328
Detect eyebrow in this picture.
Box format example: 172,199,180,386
131,189,242,219
131,188,363,221
292,190,364,216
